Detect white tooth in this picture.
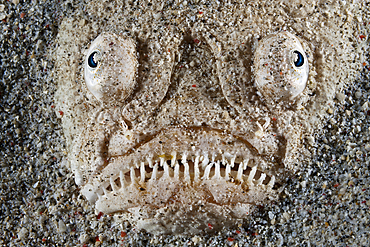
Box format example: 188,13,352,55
230,155,236,168
182,153,190,183
147,157,153,168
151,163,158,181
211,153,216,162
202,163,213,180
222,154,226,166
174,161,179,180
161,157,170,178
258,158,267,171
170,151,177,167
213,161,221,179
257,173,266,186
201,153,209,169
120,170,127,188
194,155,200,182
110,177,119,192
236,161,246,182
225,163,231,180
223,154,231,179
140,162,146,184
267,175,275,190
130,167,138,185
248,165,257,185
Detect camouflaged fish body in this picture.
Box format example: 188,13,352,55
54,1,362,232
61,30,307,234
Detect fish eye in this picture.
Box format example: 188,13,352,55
88,51,100,68
84,33,138,103
253,31,309,102
292,50,304,68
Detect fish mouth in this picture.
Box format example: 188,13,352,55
80,126,284,216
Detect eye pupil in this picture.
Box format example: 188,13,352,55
293,50,304,67
88,51,99,68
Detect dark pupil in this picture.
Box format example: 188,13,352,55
293,51,304,67
88,51,98,68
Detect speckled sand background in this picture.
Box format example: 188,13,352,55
1,0,370,246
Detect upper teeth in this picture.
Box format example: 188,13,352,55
83,151,277,204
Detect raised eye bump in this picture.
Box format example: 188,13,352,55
254,31,309,102
84,32,138,103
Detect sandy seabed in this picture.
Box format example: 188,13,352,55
1,0,370,246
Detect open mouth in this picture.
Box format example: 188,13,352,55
108,156,277,190
80,126,283,215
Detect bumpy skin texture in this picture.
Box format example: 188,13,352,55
84,33,138,103
254,31,309,102
53,0,363,235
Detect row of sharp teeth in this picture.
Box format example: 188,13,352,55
100,153,276,196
